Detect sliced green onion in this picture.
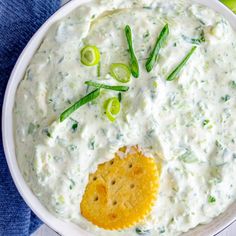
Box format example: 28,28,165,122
110,63,131,83
81,45,100,66
221,0,236,13
146,24,169,72
166,46,197,81
124,25,139,78
85,81,129,92
104,97,120,122
60,89,100,122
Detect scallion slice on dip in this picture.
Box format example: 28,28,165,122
110,63,131,83
81,45,100,66
104,97,121,122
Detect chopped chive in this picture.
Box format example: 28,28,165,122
118,92,122,102
125,25,139,78
166,46,197,81
60,89,100,122
84,81,129,92
146,24,169,72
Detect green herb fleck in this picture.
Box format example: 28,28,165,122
215,140,224,150
203,119,210,126
68,144,77,151
221,94,231,102
69,179,76,190
116,133,123,140
135,228,150,235
118,92,122,102
159,227,165,234
125,25,139,78
28,123,39,134
178,150,198,163
146,129,155,138
229,80,236,89
60,89,100,122
42,128,51,138
72,123,78,132
70,118,78,133
88,137,95,150
167,46,197,81
208,195,216,203
146,24,169,72
143,6,152,9
182,30,205,45
143,31,150,38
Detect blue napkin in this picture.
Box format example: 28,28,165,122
0,1,60,235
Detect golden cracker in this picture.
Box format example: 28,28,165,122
80,146,160,230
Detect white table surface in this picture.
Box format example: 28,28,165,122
33,0,236,235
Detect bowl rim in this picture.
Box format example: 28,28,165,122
2,0,236,235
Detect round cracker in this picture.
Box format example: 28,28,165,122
80,146,160,230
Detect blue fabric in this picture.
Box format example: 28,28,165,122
0,1,60,235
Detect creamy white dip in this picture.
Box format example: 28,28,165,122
14,0,236,235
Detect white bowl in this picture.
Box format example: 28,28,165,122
2,0,236,235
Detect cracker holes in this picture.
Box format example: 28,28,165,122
111,180,116,185
129,163,133,168
130,184,135,189
110,160,114,165
112,200,117,205
93,176,97,181
94,196,99,201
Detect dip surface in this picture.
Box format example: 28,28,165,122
14,0,236,235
